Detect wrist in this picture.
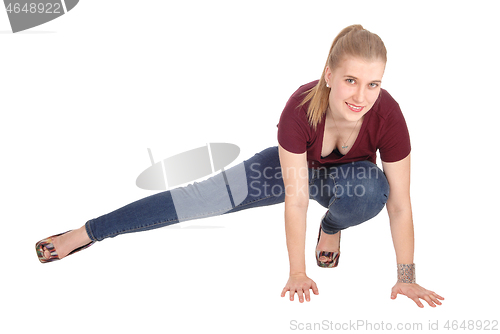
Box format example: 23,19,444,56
397,263,416,283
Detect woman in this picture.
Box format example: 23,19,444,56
36,24,444,308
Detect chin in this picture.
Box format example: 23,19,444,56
342,111,365,122
343,106,371,122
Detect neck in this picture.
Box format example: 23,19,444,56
327,107,363,126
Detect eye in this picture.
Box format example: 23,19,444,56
346,78,355,84
369,82,379,88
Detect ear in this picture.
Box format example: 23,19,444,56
324,66,332,86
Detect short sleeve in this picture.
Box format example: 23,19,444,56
378,104,411,163
277,96,310,154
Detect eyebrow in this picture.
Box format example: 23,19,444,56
344,75,381,83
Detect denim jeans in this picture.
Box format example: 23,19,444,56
85,146,389,241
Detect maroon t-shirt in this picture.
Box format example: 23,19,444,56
277,80,411,168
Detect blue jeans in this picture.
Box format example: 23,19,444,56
85,146,389,241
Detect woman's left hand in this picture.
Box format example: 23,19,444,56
391,282,444,308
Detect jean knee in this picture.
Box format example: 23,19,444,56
327,162,389,227
361,169,389,201
356,166,389,212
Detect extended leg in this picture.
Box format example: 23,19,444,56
38,146,284,261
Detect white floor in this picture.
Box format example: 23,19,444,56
2,1,498,333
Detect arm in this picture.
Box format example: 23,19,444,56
382,153,414,264
382,153,444,308
278,144,319,302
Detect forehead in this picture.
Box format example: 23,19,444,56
334,57,385,80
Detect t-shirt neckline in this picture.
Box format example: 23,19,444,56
318,109,371,161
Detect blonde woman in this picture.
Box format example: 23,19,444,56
36,24,444,308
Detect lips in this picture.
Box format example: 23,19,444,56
345,102,364,112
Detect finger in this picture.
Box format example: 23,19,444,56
429,294,442,306
422,295,436,308
281,287,289,298
405,291,424,308
433,292,445,300
427,290,445,300
297,289,304,303
289,289,295,301
390,288,398,299
411,296,424,308
304,289,311,302
311,281,319,295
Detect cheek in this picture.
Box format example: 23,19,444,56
330,86,351,103
366,90,380,105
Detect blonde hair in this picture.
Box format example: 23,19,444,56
298,24,387,129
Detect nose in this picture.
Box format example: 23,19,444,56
353,86,365,104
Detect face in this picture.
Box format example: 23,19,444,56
325,57,386,122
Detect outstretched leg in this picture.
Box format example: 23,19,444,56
38,146,284,261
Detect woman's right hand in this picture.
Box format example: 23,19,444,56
281,273,319,302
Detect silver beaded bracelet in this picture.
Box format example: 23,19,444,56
397,263,416,283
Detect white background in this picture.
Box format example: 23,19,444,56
1,1,499,333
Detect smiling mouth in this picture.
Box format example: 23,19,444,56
346,102,363,112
